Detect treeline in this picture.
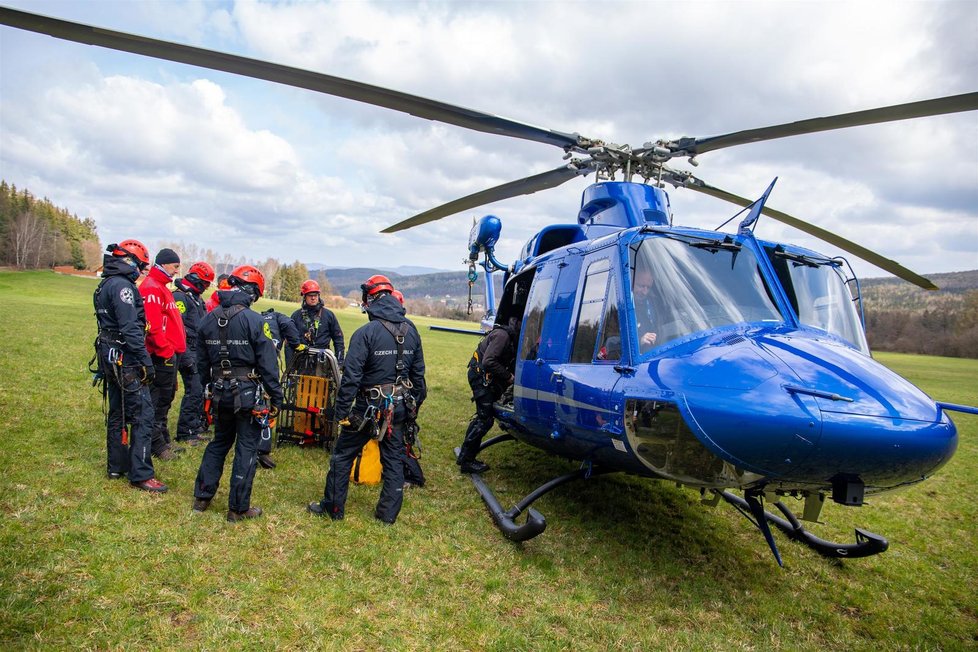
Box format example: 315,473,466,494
156,241,342,306
865,290,978,359
0,181,101,270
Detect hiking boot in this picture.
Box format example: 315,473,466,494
107,471,126,480
459,459,490,474
176,435,205,446
131,478,168,493
227,506,263,522
191,498,211,513
257,453,276,469
154,446,179,461
307,501,342,520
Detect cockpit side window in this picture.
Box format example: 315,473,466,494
570,260,611,363
520,273,553,361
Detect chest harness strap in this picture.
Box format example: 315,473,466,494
214,304,249,414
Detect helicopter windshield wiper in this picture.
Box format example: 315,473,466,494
773,250,833,269
641,228,742,253
688,239,742,253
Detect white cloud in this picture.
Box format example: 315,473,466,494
0,0,975,278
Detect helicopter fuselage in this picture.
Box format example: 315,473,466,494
486,181,959,507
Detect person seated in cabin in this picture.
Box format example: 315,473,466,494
632,262,659,353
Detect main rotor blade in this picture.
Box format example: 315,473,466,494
688,93,978,156
683,179,938,290
382,164,590,233
0,7,584,151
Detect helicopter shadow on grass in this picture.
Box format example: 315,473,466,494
478,443,797,591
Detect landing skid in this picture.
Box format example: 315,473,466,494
718,490,888,564
456,434,613,542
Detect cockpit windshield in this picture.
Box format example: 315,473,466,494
767,249,869,354
630,235,782,353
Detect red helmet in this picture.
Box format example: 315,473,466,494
361,274,394,303
300,279,321,296
187,261,215,285
391,289,404,305
111,239,150,267
230,265,265,297
217,274,231,290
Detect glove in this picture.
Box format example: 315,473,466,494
141,365,156,385
339,412,364,431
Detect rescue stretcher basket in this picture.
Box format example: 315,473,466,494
276,347,340,450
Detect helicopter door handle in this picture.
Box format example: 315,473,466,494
551,371,563,383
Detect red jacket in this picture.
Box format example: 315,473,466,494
139,265,187,359
205,290,221,313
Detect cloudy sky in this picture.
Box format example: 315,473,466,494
1,0,976,281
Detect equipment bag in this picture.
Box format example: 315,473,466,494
350,439,382,485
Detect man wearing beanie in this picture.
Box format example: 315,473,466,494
139,247,188,460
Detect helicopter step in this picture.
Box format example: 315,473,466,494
718,490,889,564
455,434,614,542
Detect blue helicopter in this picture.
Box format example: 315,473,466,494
4,7,976,564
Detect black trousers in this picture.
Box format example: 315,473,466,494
319,407,407,523
105,366,156,482
458,368,496,463
176,350,203,439
194,402,260,512
150,354,178,454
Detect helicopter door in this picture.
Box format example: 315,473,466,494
515,260,574,438
555,259,626,450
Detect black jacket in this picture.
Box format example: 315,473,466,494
291,301,345,360
93,254,152,368
262,308,302,352
172,277,206,350
469,319,518,393
335,294,426,419
197,289,283,409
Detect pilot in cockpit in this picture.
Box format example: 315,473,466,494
632,262,658,352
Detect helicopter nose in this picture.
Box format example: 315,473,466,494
764,335,958,489
675,333,958,490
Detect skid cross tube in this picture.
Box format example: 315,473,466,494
718,490,888,560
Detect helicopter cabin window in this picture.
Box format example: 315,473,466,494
520,274,554,361
570,260,612,363
766,249,870,354
630,236,782,351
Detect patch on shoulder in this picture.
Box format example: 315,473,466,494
263,322,273,340
175,300,186,314
120,287,134,305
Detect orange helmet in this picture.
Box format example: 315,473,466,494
110,239,150,267
300,279,321,296
230,265,265,297
216,274,231,290
187,261,215,286
361,274,394,304
391,289,404,305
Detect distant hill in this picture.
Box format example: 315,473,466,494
322,267,502,302
308,263,446,277
860,270,978,312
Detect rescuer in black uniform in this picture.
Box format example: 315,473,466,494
256,307,306,469
173,261,215,445
457,316,519,474
93,239,168,492
290,279,345,364
192,265,283,522
308,275,426,524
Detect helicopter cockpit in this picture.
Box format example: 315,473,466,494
628,234,782,353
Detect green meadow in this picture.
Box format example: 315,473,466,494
0,270,975,650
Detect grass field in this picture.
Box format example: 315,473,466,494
0,270,976,650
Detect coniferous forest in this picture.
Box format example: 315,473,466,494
1,181,975,358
